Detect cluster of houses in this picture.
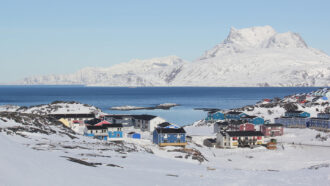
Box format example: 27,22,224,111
282,88,330,105
206,111,284,149
49,113,187,146
275,111,330,131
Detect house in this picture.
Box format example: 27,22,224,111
206,111,225,121
216,131,264,148
203,138,217,147
85,125,108,140
71,120,87,135
313,88,330,97
213,121,229,133
107,124,123,141
127,132,141,139
225,111,248,120
317,113,330,119
274,117,309,128
133,115,166,132
49,113,95,128
260,124,284,137
153,127,187,147
225,120,255,131
263,99,272,103
308,118,330,130
102,115,134,126
238,123,256,131
240,115,264,125
284,111,310,118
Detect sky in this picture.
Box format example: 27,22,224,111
0,0,330,83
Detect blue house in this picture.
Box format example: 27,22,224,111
127,132,141,139
240,115,264,125
206,111,225,121
153,127,187,147
317,113,330,119
284,111,310,118
107,124,123,141
225,111,248,120
85,125,109,140
274,117,309,128
309,118,330,130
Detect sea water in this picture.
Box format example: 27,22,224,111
0,86,318,125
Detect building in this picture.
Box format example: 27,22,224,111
153,128,187,147
274,117,309,128
203,138,217,147
284,111,310,118
240,115,264,125
49,113,95,128
127,132,141,139
206,111,225,121
309,118,330,130
260,124,284,137
317,113,330,119
71,120,87,135
133,115,166,132
107,124,123,141
213,121,229,133
225,111,248,120
238,123,256,131
102,115,134,126
313,88,330,97
85,125,109,140
84,124,123,141
216,131,264,148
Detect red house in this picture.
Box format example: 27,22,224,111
260,124,284,137
239,123,255,131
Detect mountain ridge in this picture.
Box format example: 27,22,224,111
18,26,330,87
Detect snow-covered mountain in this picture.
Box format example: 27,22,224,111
19,26,330,87
20,56,187,86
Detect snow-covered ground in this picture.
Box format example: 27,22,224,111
1,104,330,185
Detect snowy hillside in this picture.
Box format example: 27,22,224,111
18,26,330,87
1,103,330,185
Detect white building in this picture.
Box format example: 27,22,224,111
133,115,166,132
216,131,264,149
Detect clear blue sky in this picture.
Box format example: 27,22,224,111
0,0,329,83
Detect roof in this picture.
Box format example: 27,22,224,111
95,120,111,126
85,118,102,125
285,111,304,113
104,115,133,119
204,138,216,143
133,114,157,120
241,115,258,119
310,117,330,120
263,123,283,127
87,125,108,130
155,127,186,134
228,120,245,125
226,131,263,137
158,122,171,128
49,113,95,119
215,121,229,126
106,124,123,128
227,111,243,115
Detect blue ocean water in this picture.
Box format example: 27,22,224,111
0,86,319,125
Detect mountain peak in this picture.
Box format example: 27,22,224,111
200,26,308,59
224,25,277,47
